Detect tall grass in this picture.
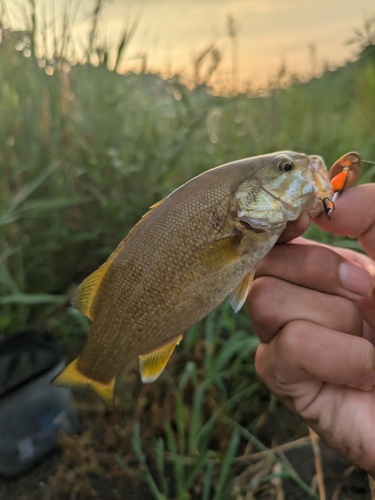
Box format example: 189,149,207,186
1,1,375,497
2,37,374,330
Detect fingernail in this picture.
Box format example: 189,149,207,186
339,262,374,296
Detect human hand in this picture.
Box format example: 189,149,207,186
246,184,375,475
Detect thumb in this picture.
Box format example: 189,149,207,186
314,184,375,260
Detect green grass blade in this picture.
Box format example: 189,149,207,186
213,429,239,499
17,196,93,214
0,293,66,305
154,438,169,496
202,461,214,500
8,162,59,212
132,421,166,500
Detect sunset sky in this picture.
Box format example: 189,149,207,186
9,0,375,90
88,0,375,89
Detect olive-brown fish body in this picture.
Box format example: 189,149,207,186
54,151,332,402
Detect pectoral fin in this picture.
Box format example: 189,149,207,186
229,269,255,313
200,235,242,269
71,262,110,319
139,335,183,383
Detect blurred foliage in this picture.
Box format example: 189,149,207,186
1,24,375,333
0,2,375,497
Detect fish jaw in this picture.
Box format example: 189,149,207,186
258,152,333,220
234,152,321,232
235,183,290,232
303,155,334,217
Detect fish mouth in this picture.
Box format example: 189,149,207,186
236,152,335,232
238,219,266,233
259,152,333,222
303,155,334,218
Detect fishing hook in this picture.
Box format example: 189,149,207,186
319,197,335,220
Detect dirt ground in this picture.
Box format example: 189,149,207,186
0,401,371,500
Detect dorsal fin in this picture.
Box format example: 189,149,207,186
149,199,165,210
139,335,183,383
71,261,110,319
72,199,166,319
133,198,166,228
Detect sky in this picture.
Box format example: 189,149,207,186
90,0,375,90
8,0,375,91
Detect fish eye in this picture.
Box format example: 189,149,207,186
278,160,294,172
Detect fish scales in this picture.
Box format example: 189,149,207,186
53,151,333,402
78,164,253,380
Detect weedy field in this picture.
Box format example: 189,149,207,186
1,2,375,499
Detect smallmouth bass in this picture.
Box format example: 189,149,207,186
54,151,332,403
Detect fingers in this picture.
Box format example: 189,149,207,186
278,212,311,243
255,320,375,475
291,237,375,276
248,243,371,342
357,296,375,338
255,321,375,401
247,185,375,475
254,243,373,301
314,184,375,260
247,277,363,343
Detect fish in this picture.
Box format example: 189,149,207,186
53,151,333,403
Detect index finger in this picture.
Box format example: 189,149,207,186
277,212,311,243
292,237,375,277
314,184,375,260
254,243,373,301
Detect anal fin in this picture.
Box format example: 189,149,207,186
229,269,255,313
139,335,183,383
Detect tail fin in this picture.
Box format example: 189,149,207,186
52,358,116,405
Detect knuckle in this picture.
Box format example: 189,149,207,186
254,344,272,384
277,320,308,360
254,346,267,380
247,277,284,338
247,277,278,318
255,343,281,393
358,341,375,388
337,299,363,334
350,303,363,332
